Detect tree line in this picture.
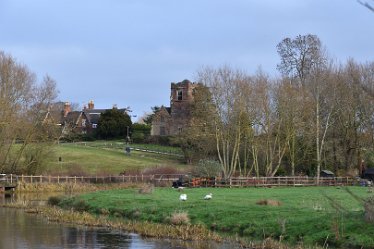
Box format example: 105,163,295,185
181,34,374,181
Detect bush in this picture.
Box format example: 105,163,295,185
131,131,146,143
142,166,182,175
73,199,90,212
194,159,221,177
145,135,173,146
47,196,62,206
256,199,282,206
138,184,154,194
170,211,190,225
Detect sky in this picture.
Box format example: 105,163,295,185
0,0,373,121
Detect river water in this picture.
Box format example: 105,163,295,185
0,194,238,249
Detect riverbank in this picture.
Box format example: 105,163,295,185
3,184,373,248
0,183,297,249
0,202,302,249
55,186,373,249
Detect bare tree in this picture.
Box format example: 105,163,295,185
277,34,326,84
277,34,331,182
0,51,58,174
197,66,249,179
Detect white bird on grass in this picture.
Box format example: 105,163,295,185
204,193,213,200
179,194,187,201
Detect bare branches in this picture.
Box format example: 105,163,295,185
358,0,374,12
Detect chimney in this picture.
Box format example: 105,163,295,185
88,100,94,110
64,102,71,117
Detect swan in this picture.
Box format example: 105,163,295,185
179,194,187,201
204,193,213,200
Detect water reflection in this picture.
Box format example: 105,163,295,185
0,194,238,249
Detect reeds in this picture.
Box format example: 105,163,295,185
37,206,220,241
15,182,143,193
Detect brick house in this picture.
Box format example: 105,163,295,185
151,80,200,136
45,100,130,136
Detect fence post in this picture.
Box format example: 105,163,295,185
229,178,232,188
40,175,42,183
10,174,12,184
74,176,77,184
57,175,59,184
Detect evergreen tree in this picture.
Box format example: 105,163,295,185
96,108,132,139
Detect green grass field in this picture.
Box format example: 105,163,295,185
61,186,374,248
45,142,187,175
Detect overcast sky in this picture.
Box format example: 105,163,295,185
0,0,373,120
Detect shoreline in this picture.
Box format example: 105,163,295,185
2,183,339,249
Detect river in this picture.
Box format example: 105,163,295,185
0,194,238,249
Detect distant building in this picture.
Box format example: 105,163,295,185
151,79,199,136
44,100,130,136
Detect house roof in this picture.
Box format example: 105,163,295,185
84,108,129,124
86,112,100,124
84,108,128,114
320,170,334,175
64,111,81,124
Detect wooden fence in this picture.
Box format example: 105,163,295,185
1,175,358,188
214,176,355,187
8,174,184,186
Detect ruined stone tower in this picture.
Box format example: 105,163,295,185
151,79,199,136
169,79,197,134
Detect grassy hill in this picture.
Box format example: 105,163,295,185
45,142,187,176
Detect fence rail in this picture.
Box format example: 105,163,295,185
0,175,359,188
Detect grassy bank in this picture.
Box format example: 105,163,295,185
58,186,374,248
45,142,187,175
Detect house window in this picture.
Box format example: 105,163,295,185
92,124,97,129
160,116,165,122
177,90,183,100
82,119,86,127
160,127,166,136
178,127,183,134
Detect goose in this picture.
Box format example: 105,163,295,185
179,194,187,201
204,193,213,200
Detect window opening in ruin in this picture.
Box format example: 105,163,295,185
177,90,183,100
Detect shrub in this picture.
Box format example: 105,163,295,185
194,159,221,177
138,184,154,194
65,164,89,176
256,199,282,206
142,166,181,175
170,211,190,225
47,196,62,206
73,199,90,212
